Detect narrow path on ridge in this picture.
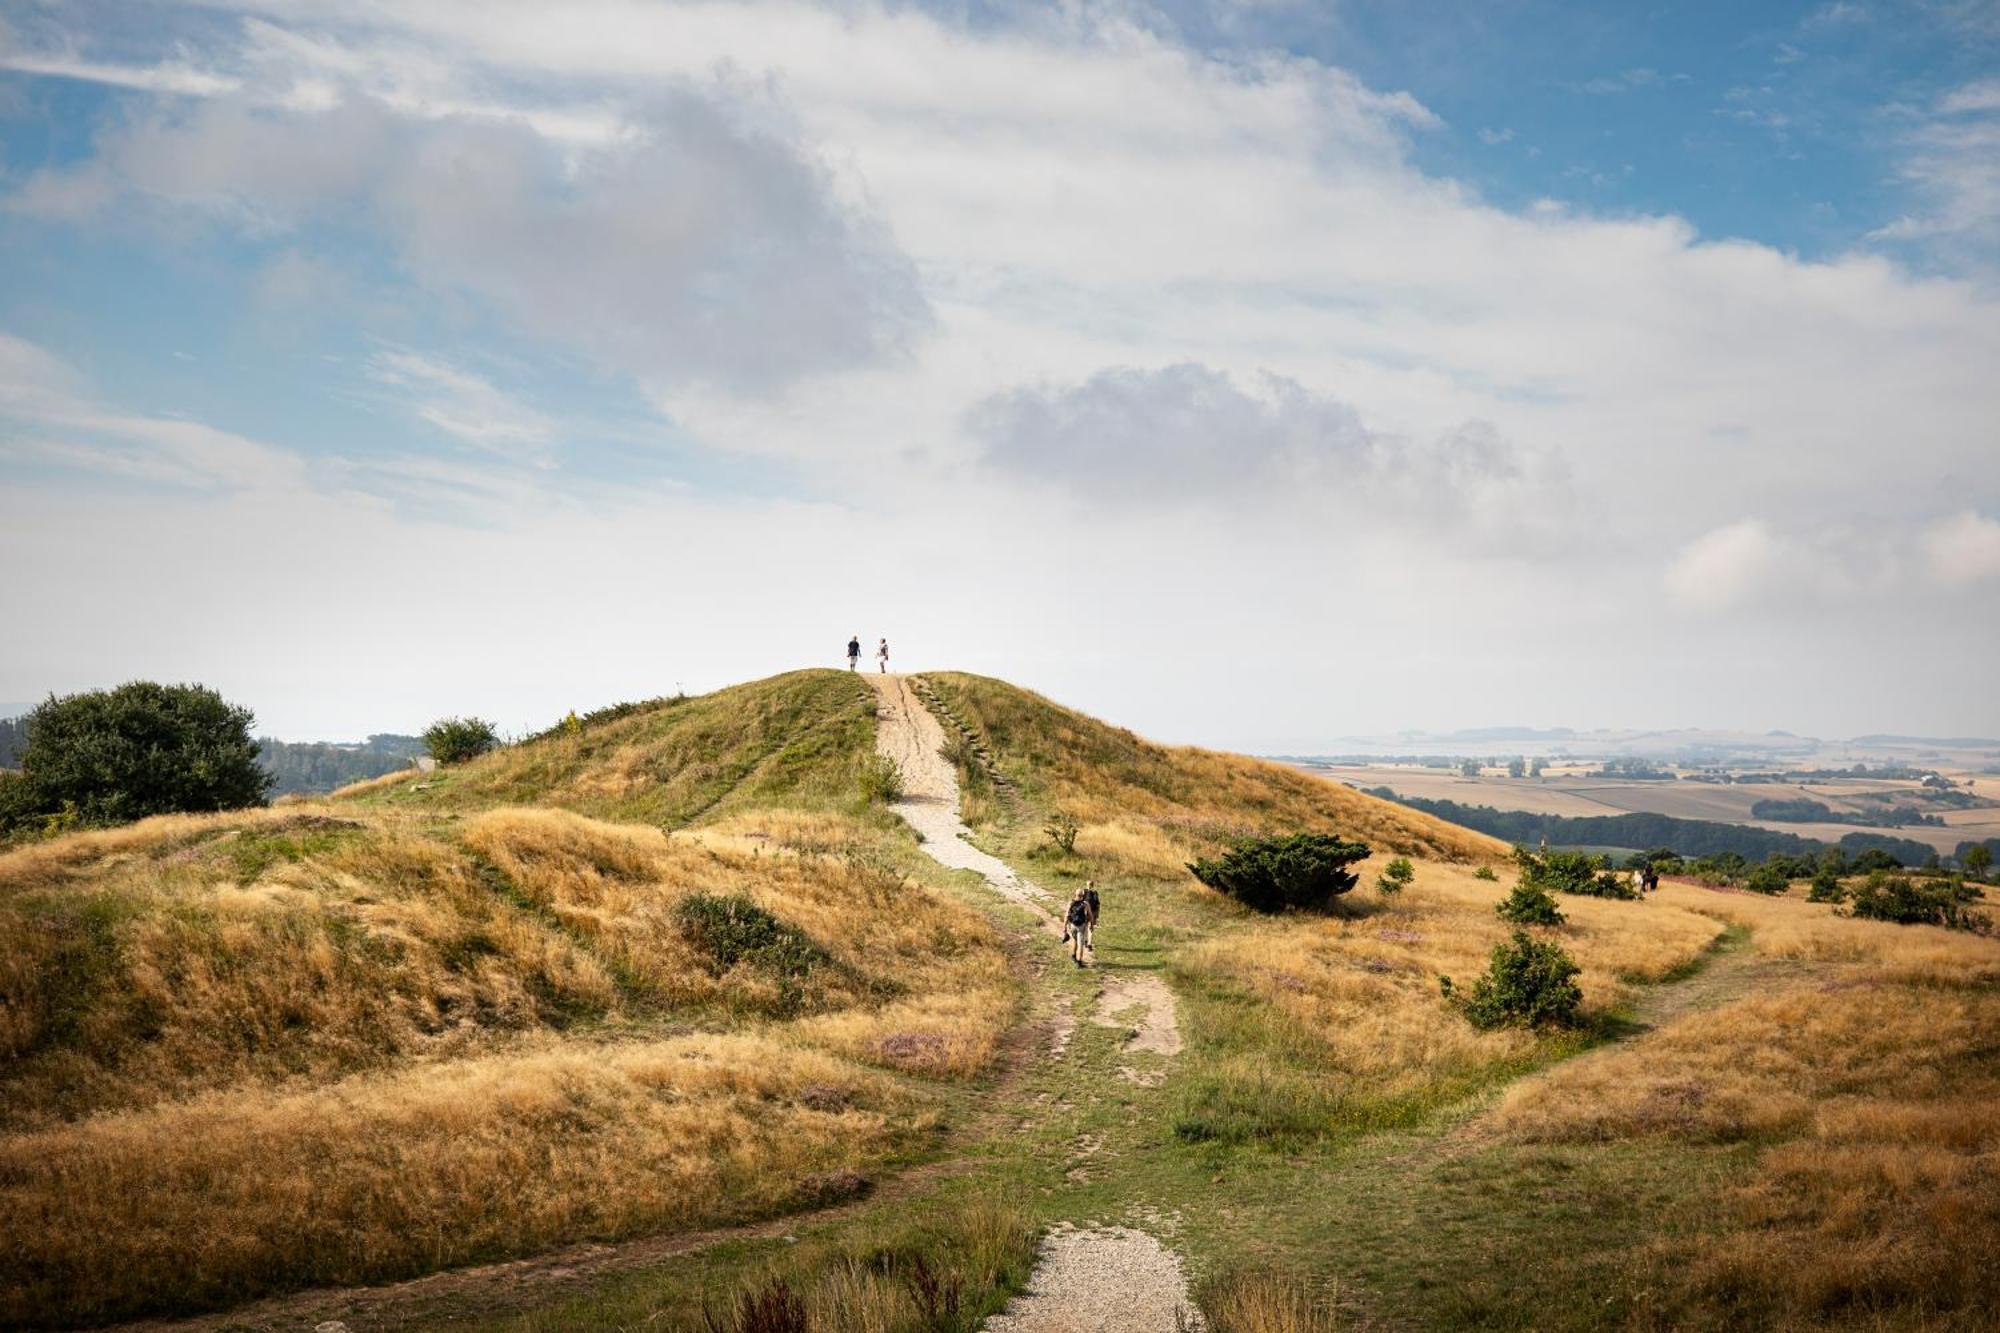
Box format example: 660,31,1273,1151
867,674,1199,1331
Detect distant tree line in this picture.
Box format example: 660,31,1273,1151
258,735,425,795
1371,790,1943,866
1748,797,1945,828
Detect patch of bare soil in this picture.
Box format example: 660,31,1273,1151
982,1225,1203,1333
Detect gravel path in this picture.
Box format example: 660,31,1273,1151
982,1226,1203,1332
868,675,1198,1332
868,674,1056,925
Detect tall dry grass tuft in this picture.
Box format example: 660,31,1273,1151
1195,1272,1344,1333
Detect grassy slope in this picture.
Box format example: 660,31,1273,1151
0,671,1021,1326
354,668,889,829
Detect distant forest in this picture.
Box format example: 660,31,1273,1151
1371,789,1962,866
1,716,420,796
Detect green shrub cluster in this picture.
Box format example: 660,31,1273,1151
1843,871,1989,932
1,683,271,836
1496,881,1565,926
1806,866,1846,903
1442,930,1583,1029
674,892,831,978
423,717,499,765
1742,861,1792,895
1187,833,1372,913
1513,847,1635,899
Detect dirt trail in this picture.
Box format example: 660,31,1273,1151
869,675,1196,1332
869,674,1056,926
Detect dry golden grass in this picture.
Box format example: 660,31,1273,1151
919,673,1505,879
1652,880,2000,986
1491,884,2000,1325
0,803,1011,1130
0,1033,917,1326
1185,861,1723,1102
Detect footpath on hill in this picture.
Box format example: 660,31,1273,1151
867,673,1200,1332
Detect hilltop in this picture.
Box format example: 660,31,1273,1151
1,669,1994,1331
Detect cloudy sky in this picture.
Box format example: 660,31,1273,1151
2,0,1997,748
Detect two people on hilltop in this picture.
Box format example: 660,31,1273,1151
1061,878,1101,967
845,635,891,673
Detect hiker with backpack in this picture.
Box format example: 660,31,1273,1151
847,635,861,670
1082,878,1100,952
1062,888,1091,967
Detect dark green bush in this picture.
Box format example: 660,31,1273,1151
1376,856,1414,894
675,892,830,978
423,716,499,765
1473,865,1498,882
1806,867,1846,904
3,682,271,832
1044,812,1080,854
1843,871,1988,932
1443,930,1583,1030
1743,861,1791,895
1496,882,1565,926
1513,846,1635,899
1187,833,1372,913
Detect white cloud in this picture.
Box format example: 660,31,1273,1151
10,92,930,392
1923,510,2000,584
1477,126,1515,146
1664,520,1793,610
368,350,554,460
1871,79,2000,253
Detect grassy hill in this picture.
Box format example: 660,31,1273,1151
2,668,1995,1331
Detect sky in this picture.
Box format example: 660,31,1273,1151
1,0,1998,750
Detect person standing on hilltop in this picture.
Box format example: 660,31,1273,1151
847,635,861,670
877,638,890,673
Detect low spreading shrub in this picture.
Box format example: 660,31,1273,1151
1496,882,1565,926
423,717,499,765
1473,865,1498,881
1442,929,1583,1030
675,893,831,978
1843,871,1989,932
1187,833,1372,913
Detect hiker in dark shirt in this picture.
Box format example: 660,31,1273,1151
1062,889,1091,967
847,635,861,670
1082,879,1101,953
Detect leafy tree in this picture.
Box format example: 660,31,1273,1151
423,716,500,765
1806,866,1845,903
1459,759,1482,777
1376,856,1414,894
1506,757,1526,778
1497,882,1565,926
1442,930,1583,1029
1529,757,1547,778
1964,844,1993,878
1188,833,1372,913
1514,846,1636,899
5,682,271,830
